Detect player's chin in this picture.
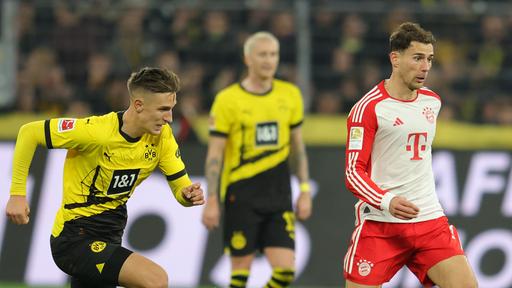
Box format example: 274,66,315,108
259,70,276,79
414,78,426,87
150,126,164,135
410,82,424,90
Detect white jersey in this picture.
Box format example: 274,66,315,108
345,80,444,223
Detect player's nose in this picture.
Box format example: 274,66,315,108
163,111,173,123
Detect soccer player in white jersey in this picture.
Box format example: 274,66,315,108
342,22,478,288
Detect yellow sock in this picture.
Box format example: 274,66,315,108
264,267,295,288
229,269,249,288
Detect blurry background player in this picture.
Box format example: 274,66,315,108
343,22,477,288
201,31,312,288
6,67,204,288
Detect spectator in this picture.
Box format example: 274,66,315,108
81,52,114,115
9,1,511,126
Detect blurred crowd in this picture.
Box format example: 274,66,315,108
8,0,512,142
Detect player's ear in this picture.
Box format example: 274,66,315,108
134,98,144,113
389,51,399,69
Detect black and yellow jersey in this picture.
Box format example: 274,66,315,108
10,112,192,241
209,79,304,201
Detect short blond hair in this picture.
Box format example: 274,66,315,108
243,31,279,56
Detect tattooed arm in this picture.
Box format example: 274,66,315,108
290,127,312,221
201,136,227,230
290,127,309,184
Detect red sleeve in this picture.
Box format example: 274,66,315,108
345,99,387,209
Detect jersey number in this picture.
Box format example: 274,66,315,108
282,211,296,240
255,122,278,146
107,169,140,195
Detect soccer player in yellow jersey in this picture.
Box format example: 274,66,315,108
201,31,312,288
6,67,204,288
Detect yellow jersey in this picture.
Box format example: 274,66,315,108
10,112,192,240
209,79,304,201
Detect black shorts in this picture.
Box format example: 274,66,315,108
50,234,132,287
224,161,295,256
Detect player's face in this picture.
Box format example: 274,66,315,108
140,92,176,135
396,41,434,90
245,38,279,80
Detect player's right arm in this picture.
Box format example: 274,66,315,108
201,90,232,231
6,121,47,224
7,117,96,224
344,102,389,209
201,135,226,230
345,99,418,219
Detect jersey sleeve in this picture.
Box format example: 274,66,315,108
289,84,304,129
46,117,97,150
209,91,235,137
159,126,193,206
345,103,390,210
10,117,98,196
9,121,46,195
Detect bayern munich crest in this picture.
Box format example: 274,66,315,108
422,107,435,124
357,259,374,276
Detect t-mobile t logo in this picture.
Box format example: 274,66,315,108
406,132,428,160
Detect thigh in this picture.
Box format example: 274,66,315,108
51,236,132,286
426,255,477,288
408,217,468,286
260,209,295,251
118,252,168,288
343,221,412,286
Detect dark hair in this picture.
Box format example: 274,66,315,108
389,22,436,52
127,67,180,96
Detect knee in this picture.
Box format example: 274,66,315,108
142,267,168,288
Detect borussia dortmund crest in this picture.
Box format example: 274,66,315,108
90,241,107,253
144,143,157,161
231,231,247,250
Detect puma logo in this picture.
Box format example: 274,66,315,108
104,152,112,161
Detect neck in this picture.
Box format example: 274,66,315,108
385,75,417,101
241,75,273,94
121,107,143,138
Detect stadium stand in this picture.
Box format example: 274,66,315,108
3,0,512,142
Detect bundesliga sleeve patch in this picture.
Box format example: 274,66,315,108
57,119,76,132
348,127,364,150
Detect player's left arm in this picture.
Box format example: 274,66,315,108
290,126,312,221
7,116,102,224
288,83,312,221
167,174,204,207
160,127,204,207
6,121,46,224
